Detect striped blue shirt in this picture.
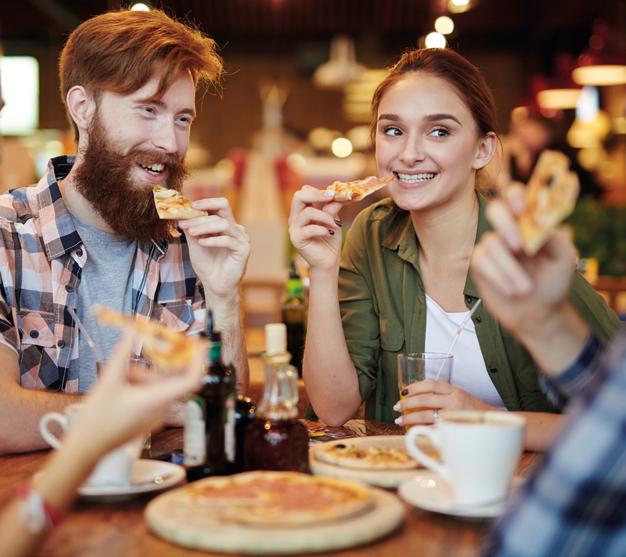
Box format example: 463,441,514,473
484,331,626,557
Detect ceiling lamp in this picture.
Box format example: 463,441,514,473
572,21,626,86
343,69,386,122
313,36,365,90
537,89,581,110
434,16,454,35
566,86,611,149
424,32,447,49
448,0,472,14
535,54,581,110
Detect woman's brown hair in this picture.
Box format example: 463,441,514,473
370,48,499,141
59,9,223,140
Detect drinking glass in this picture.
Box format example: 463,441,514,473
397,352,453,425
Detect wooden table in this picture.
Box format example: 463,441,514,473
0,420,539,557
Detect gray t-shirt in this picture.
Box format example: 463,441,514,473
70,216,137,392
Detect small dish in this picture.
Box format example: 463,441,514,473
398,470,522,519
77,459,185,502
309,435,437,488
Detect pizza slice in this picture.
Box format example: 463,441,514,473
517,150,579,256
325,175,394,202
93,305,202,372
153,185,205,220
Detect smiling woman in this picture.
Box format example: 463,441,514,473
288,47,619,451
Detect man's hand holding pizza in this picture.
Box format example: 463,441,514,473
177,197,250,302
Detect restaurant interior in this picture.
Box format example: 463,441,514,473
2,0,626,330
0,1,625,556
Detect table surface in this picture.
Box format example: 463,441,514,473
0,420,539,557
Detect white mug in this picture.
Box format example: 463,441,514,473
39,403,142,487
405,410,525,506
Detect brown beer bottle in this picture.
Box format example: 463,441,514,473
243,323,309,472
184,310,236,481
281,262,306,377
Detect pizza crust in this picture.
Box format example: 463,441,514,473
325,175,394,202
517,150,579,256
153,185,205,220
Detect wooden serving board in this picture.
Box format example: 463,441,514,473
310,435,439,488
145,479,404,555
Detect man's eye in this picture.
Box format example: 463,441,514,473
141,106,156,115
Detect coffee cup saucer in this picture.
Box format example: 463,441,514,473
77,459,185,502
398,470,522,519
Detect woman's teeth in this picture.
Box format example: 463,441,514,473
394,172,436,183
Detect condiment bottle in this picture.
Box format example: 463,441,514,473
243,323,309,472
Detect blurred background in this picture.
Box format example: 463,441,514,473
1,0,625,324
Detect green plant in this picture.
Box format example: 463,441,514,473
566,199,626,276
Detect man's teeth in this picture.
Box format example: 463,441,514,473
141,163,165,174
395,172,436,183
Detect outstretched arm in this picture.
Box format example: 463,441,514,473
0,333,204,557
289,186,361,424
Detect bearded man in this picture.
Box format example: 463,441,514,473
0,9,250,453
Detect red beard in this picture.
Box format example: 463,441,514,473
74,116,188,243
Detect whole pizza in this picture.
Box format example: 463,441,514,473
314,442,419,471
171,471,373,527
146,470,404,554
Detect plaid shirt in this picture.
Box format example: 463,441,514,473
0,156,204,393
484,330,626,557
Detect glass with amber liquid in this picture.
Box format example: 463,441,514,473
397,352,453,428
243,324,309,472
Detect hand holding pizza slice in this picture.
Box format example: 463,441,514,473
325,175,394,202
517,150,579,256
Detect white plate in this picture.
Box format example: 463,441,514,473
398,470,521,519
77,459,185,501
310,435,437,488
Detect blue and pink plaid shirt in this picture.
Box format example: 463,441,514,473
484,330,626,557
0,156,205,393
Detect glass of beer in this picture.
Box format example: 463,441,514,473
397,352,453,426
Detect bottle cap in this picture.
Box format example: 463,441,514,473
265,323,287,355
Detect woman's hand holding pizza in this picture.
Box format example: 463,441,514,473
69,333,205,460
288,186,343,271
178,197,251,299
393,380,492,426
471,184,577,339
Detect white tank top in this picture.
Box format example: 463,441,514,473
425,295,506,409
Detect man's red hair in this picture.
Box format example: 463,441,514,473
59,9,222,139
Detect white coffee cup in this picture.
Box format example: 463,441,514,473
39,403,142,487
405,410,525,506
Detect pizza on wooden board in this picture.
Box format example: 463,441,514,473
93,305,202,372
179,471,374,527
325,175,394,202
153,185,205,220
517,150,579,256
